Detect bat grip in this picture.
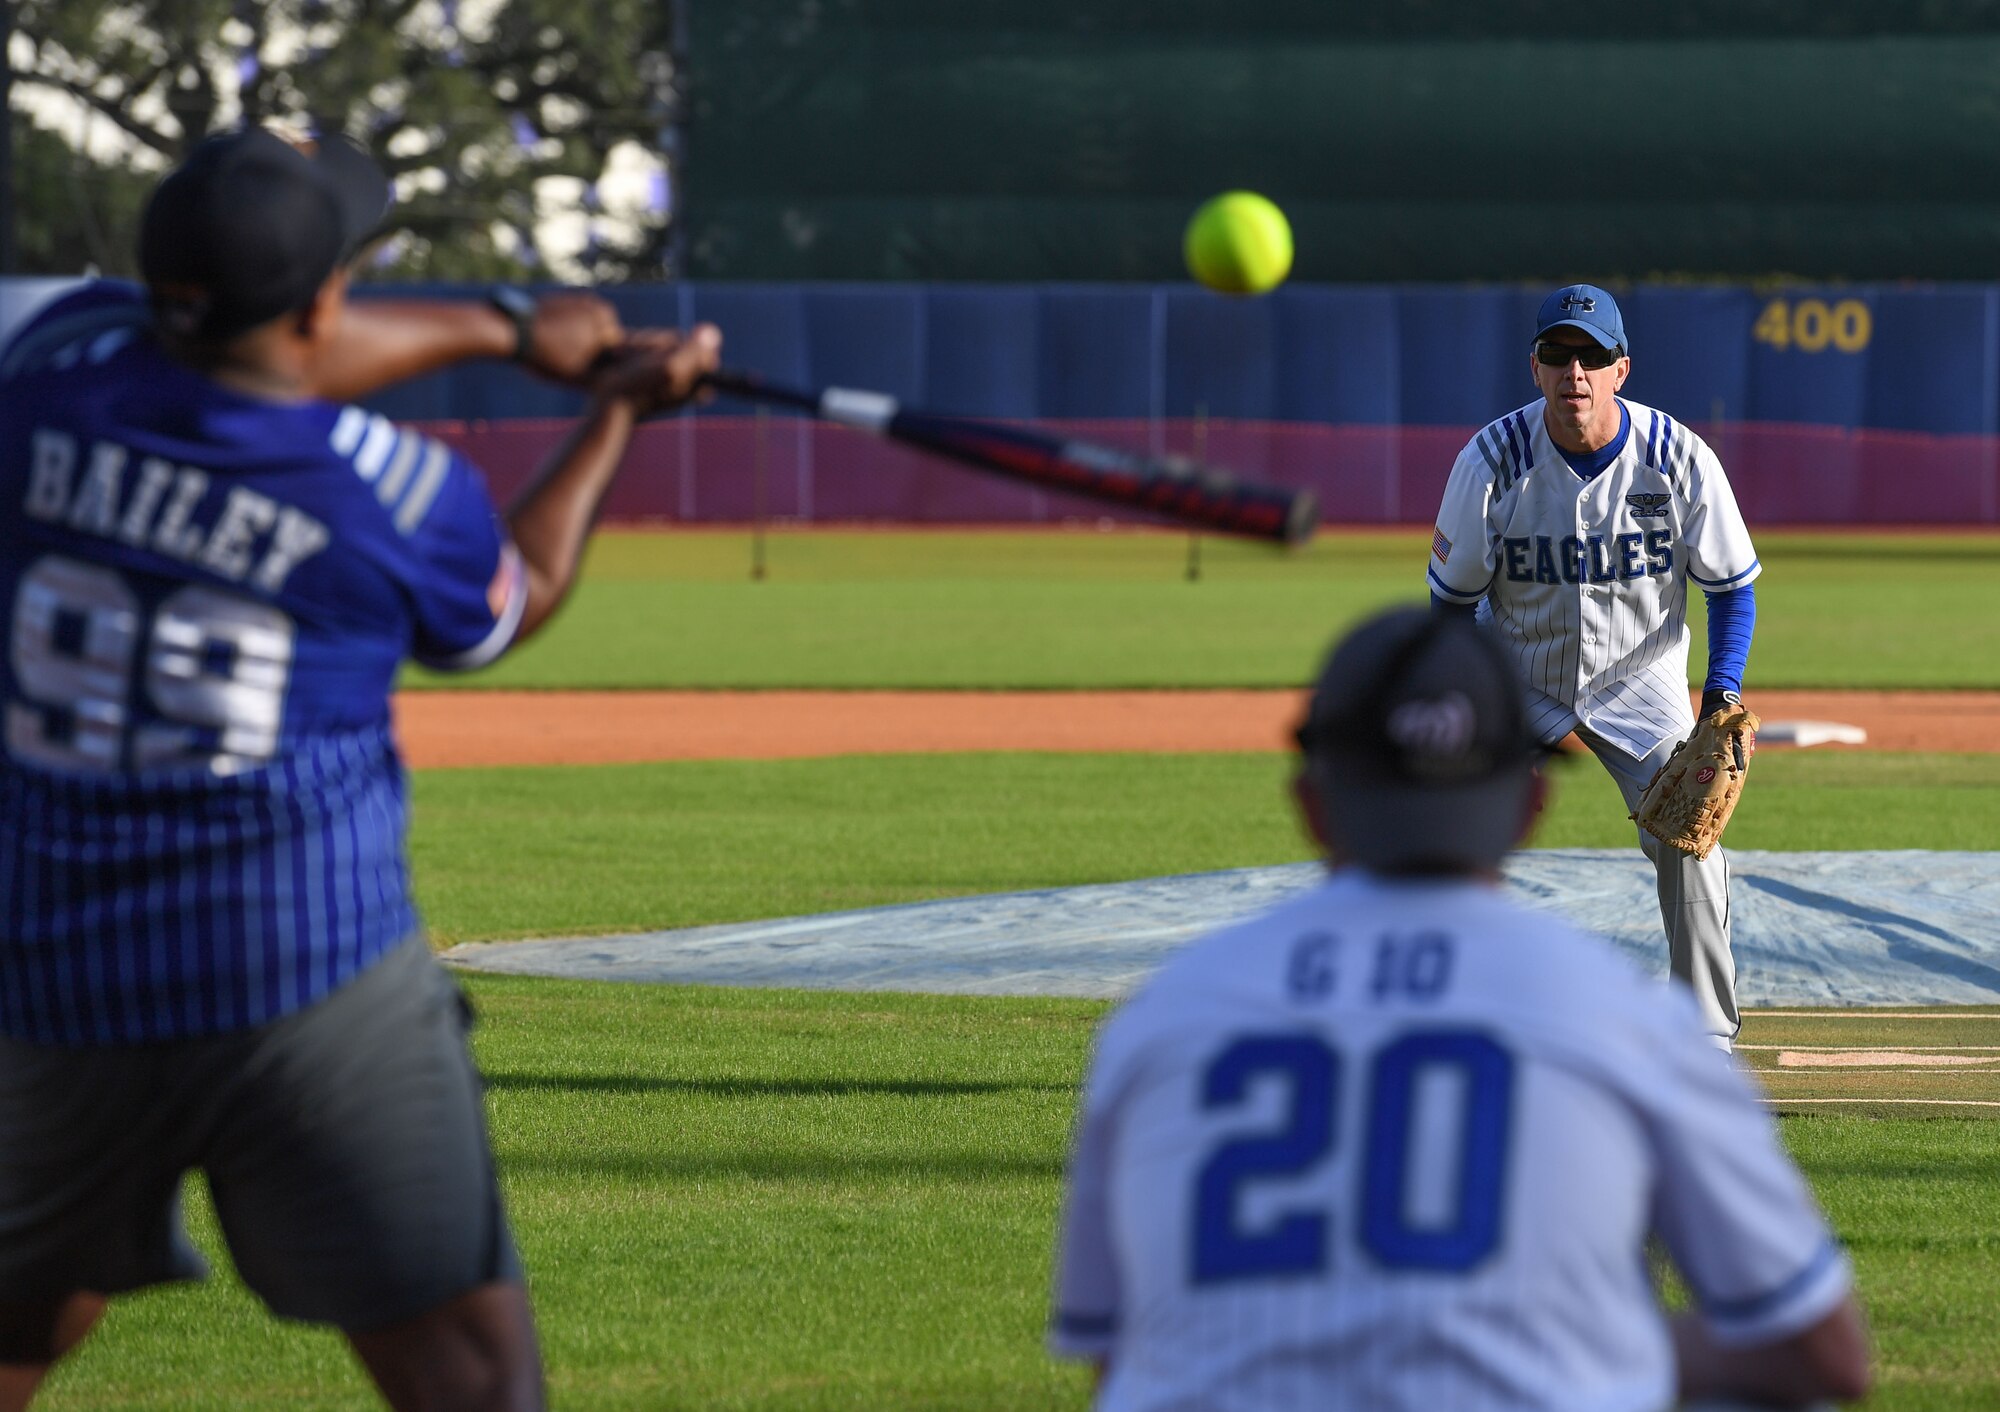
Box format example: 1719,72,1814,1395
701,368,821,414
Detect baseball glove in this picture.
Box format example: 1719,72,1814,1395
1633,701,1761,859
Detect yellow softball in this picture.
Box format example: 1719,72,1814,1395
1183,191,1294,296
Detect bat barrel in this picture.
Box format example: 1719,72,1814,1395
702,369,1317,546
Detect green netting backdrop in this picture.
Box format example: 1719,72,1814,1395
685,0,2000,281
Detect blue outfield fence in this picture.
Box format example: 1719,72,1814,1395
4,279,1999,524
378,281,2000,525
346,281,2000,438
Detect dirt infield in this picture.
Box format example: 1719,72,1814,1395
394,689,1998,768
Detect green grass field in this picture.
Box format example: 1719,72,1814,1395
34,529,2000,1409
409,750,2000,942
403,529,2000,689
39,988,2000,1411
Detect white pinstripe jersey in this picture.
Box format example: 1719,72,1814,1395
1049,871,1851,1412
1426,399,1760,757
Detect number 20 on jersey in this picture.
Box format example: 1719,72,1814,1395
1193,932,1515,1285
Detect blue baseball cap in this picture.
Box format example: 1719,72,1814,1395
1534,284,1626,352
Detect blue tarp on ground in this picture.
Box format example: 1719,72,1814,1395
445,850,2000,1007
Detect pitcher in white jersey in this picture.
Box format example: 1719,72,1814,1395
1049,608,1868,1412
1426,285,1760,1046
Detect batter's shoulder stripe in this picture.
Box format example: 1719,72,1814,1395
1427,563,1488,604
392,439,455,536
328,409,458,537
329,406,375,460
355,418,399,482
1689,558,1761,590
1644,410,1661,469
375,431,426,507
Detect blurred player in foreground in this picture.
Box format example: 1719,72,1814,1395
1427,285,1759,1050
1049,608,1868,1411
0,127,719,1409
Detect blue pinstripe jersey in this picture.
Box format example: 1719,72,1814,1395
0,282,525,1044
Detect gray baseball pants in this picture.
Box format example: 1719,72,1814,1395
1576,725,1740,1041
0,935,520,1328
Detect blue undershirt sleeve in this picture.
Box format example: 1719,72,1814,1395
1431,592,1479,620
1703,582,1757,695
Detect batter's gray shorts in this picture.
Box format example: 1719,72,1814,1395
0,936,521,1332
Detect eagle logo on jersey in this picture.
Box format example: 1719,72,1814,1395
1626,493,1670,520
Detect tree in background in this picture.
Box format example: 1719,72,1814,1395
7,0,683,281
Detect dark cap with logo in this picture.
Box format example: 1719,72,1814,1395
139,125,392,343
1534,283,1626,353
1295,607,1540,871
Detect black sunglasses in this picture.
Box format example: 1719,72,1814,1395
1535,341,1622,369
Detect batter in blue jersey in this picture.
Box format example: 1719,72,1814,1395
0,126,721,1408
0,278,524,1042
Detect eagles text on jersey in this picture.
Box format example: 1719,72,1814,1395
1427,398,1760,756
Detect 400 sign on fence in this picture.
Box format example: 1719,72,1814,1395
1752,298,1872,353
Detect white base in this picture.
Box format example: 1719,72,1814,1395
1758,719,1868,748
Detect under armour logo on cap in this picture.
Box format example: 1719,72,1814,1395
1534,284,1625,353
1295,608,1538,871
1386,692,1477,758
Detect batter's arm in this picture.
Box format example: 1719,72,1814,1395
504,326,722,642
312,290,622,402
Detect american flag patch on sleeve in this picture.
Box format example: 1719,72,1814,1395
1432,529,1453,563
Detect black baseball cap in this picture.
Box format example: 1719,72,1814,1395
1295,608,1540,871
139,125,392,343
